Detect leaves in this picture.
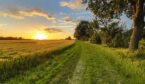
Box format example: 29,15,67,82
85,0,134,19
74,21,94,41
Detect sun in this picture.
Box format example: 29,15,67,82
34,32,47,40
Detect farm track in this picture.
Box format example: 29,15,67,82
4,41,145,84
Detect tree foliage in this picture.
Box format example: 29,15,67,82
100,21,124,47
74,20,93,41
85,0,143,19
74,19,132,48
83,0,145,50
65,36,72,40
90,32,101,44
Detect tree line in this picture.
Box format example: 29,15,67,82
0,37,23,40
74,20,132,47
74,20,145,48
75,0,145,50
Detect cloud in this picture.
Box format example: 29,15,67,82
59,16,78,25
44,28,63,33
48,25,75,28
62,16,70,20
60,0,84,10
0,9,55,21
0,24,7,27
63,19,78,24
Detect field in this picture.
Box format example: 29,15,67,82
0,40,74,61
1,40,145,84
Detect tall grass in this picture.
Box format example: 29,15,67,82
94,43,145,84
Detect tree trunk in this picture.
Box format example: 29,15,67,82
129,0,144,50
129,21,143,50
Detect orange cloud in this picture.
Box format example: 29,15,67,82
0,9,55,21
44,28,63,33
64,19,79,24
60,0,83,10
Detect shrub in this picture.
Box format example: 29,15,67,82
99,31,130,48
109,33,123,47
90,32,101,44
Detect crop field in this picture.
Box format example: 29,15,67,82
0,40,74,61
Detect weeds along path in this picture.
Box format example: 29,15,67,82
5,41,145,84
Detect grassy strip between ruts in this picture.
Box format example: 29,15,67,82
0,42,75,83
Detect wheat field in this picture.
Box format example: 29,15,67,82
0,40,74,62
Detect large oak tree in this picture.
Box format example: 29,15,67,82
83,0,145,50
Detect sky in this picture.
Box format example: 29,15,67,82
0,0,132,40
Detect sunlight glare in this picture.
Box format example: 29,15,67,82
35,32,47,40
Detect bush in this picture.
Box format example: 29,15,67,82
90,32,101,44
99,31,130,48
109,33,123,47
109,33,130,48
99,31,108,45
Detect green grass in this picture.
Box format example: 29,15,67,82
2,41,145,84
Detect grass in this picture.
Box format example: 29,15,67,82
1,41,145,83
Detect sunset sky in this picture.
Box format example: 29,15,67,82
0,0,132,40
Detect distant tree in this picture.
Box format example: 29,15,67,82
83,0,145,50
65,36,72,40
0,37,23,40
74,20,93,41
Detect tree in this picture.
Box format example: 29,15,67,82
74,20,93,41
65,36,72,40
83,0,145,50
89,19,99,30
100,21,123,46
